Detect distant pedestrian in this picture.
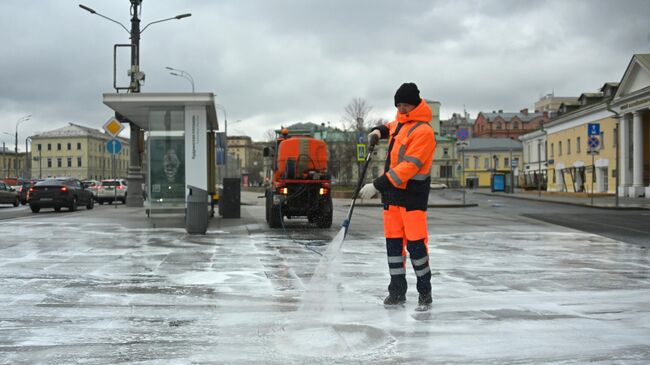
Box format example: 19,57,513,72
359,82,437,309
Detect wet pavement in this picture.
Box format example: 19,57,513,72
0,191,649,364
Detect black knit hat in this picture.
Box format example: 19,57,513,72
394,82,421,107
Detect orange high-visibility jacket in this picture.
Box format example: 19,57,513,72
372,99,436,210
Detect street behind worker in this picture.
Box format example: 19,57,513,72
359,82,436,308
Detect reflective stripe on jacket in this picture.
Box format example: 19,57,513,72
372,99,436,211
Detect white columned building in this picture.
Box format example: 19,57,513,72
612,54,650,198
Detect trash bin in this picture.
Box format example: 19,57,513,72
220,178,241,218
186,185,209,234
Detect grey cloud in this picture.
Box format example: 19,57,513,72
0,0,648,144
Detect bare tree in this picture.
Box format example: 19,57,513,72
263,129,276,142
343,97,373,132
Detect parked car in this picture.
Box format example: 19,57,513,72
96,179,128,204
29,177,94,213
82,180,100,198
0,181,20,207
430,183,448,190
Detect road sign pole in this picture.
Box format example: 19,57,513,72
113,150,117,208
461,147,465,206
591,150,595,207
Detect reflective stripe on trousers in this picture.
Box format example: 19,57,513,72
383,205,431,295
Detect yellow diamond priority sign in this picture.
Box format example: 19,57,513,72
103,117,124,137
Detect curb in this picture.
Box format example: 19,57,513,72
350,202,478,208
474,192,650,211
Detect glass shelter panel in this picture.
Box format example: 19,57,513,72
148,108,186,215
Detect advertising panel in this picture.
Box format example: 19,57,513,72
149,136,185,202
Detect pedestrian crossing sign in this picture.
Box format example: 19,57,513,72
357,144,366,161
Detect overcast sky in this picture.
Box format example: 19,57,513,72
1,0,648,148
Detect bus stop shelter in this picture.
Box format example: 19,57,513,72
103,92,219,234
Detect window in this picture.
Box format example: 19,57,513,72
67,143,71,150
504,157,509,167
551,143,554,157
67,158,72,167
464,158,469,168
47,158,52,168
440,165,453,178
567,139,571,154
57,143,61,150
494,157,499,169
474,156,479,169
513,122,519,129
484,158,489,169
57,158,62,168
77,142,82,150
443,148,449,157
48,143,52,151
577,137,581,153
37,144,42,151
559,141,562,156
496,122,502,130
77,157,82,167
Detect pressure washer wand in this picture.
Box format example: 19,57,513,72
341,143,375,238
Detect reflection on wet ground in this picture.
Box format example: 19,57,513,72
0,219,649,364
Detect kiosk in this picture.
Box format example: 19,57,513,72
103,93,218,234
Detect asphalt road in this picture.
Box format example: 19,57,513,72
437,189,650,247
2,190,648,247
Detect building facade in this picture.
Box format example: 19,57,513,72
534,94,577,118
440,112,473,138
473,109,548,139
430,134,460,187
462,138,523,188
227,135,264,186
0,146,27,180
611,54,650,197
544,101,617,194
533,54,650,198
30,123,130,180
519,129,547,190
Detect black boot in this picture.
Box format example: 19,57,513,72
383,293,406,305
418,292,432,306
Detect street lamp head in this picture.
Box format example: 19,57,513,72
175,13,192,19
79,4,96,14
170,72,180,76
165,66,174,70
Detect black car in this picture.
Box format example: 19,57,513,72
29,178,94,213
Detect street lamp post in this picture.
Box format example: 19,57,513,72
15,115,30,179
537,138,542,199
166,66,195,92
80,2,191,207
25,136,32,179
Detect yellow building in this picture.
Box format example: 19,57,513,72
227,135,264,185
462,138,522,187
545,103,617,193
0,147,26,180
540,54,650,197
30,123,130,180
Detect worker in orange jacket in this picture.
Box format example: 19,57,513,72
359,82,436,307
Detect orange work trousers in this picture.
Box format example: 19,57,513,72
383,205,431,295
